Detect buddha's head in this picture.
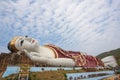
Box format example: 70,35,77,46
8,36,39,52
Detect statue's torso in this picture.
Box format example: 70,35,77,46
36,46,56,58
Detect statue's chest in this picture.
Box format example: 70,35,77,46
38,47,55,58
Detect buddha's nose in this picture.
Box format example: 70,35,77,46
26,38,32,42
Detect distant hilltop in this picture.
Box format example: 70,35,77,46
97,48,120,66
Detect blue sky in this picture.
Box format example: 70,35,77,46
0,0,120,56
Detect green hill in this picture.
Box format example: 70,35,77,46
97,48,120,66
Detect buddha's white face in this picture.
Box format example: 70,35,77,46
15,36,39,51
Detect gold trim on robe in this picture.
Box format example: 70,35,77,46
44,44,103,67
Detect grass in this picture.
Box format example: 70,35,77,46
29,69,85,80
1,69,85,80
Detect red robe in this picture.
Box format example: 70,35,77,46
44,44,103,67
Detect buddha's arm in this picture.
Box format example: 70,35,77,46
22,50,48,64
26,53,75,66
47,58,75,67
30,54,48,63
23,50,75,67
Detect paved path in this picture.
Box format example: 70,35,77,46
103,74,120,80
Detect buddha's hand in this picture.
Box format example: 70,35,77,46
17,49,29,55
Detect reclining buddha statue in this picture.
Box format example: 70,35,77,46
8,36,104,67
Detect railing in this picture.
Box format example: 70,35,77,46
66,70,114,80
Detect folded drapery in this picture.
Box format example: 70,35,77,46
44,44,104,67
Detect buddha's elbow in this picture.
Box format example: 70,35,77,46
29,56,35,61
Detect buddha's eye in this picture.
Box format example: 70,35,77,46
20,40,24,46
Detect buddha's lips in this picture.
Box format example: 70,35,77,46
32,40,35,43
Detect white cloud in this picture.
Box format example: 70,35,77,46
0,0,120,56
0,46,9,53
